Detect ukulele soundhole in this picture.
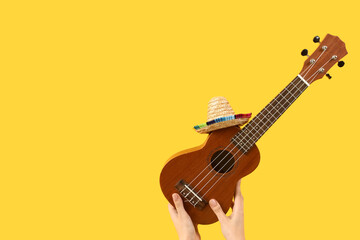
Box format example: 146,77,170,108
211,150,235,173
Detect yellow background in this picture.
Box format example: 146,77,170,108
1,0,359,239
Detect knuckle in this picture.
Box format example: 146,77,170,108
213,205,222,213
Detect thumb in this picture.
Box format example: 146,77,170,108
172,193,186,215
209,199,227,222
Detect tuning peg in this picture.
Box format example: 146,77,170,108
313,36,320,43
301,49,309,56
326,73,332,79
338,61,345,67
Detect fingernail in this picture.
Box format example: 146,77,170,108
172,193,178,201
209,199,217,207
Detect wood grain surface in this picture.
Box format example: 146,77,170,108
160,126,260,224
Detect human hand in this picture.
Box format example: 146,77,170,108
209,179,245,240
168,193,201,240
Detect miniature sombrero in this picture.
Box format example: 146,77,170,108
194,96,251,134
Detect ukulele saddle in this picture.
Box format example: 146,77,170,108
175,179,207,210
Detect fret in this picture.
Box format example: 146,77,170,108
268,102,284,117
261,108,277,123
231,135,252,153
232,128,258,152
232,76,308,153
271,98,287,113
290,78,308,93
280,89,297,105
272,103,286,115
289,80,302,93
283,90,297,103
245,127,261,139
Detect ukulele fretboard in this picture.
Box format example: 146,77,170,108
231,76,308,153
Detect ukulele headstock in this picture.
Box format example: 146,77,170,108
299,34,348,84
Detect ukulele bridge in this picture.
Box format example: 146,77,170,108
175,179,207,210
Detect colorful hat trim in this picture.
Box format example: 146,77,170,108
194,113,252,131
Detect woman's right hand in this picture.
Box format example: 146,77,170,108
209,179,245,240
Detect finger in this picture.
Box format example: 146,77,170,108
233,179,244,214
194,224,201,239
172,193,186,215
209,199,227,222
234,179,243,200
168,203,178,221
194,223,199,234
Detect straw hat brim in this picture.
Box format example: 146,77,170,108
194,113,251,134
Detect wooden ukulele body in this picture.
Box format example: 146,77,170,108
160,126,260,224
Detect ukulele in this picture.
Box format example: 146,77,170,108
160,34,348,225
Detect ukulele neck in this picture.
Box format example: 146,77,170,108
231,76,309,153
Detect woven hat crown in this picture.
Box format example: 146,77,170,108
194,96,251,134
207,96,235,121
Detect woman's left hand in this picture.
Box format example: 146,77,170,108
168,193,201,240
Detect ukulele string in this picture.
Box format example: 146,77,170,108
185,75,308,202
194,76,308,201
196,55,336,202
300,61,315,76
307,71,320,84
306,56,334,84
182,78,304,191
184,76,307,196
183,103,259,188
303,47,327,78
183,133,241,189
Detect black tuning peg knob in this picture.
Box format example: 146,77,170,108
326,73,332,79
313,36,320,43
338,61,345,67
301,49,308,56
